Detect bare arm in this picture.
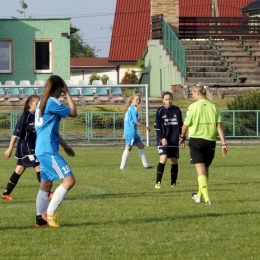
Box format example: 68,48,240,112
136,121,150,132
217,122,228,155
61,81,77,117
59,134,75,157
4,135,17,158
179,124,189,148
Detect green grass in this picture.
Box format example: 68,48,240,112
0,146,260,259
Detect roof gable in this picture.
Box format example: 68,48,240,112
70,58,117,68
241,0,260,13
108,0,151,62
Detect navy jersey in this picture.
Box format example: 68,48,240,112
154,105,183,146
13,110,37,159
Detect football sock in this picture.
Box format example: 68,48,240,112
36,189,49,215
2,172,21,195
156,162,165,183
47,184,68,214
198,175,210,202
120,149,130,169
138,149,148,167
170,164,178,185
36,171,41,183
197,176,208,199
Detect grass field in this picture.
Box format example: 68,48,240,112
0,146,260,259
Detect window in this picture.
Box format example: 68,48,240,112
34,40,53,73
0,40,13,73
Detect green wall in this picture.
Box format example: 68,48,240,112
140,41,182,97
0,18,71,85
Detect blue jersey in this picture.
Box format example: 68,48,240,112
13,110,37,159
124,104,138,136
154,105,183,146
35,97,71,156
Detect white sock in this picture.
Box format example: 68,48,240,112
36,189,49,216
138,149,148,167
120,150,130,169
47,184,68,215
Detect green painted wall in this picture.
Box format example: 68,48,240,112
0,18,70,85
140,42,182,97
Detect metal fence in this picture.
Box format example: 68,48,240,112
0,110,259,146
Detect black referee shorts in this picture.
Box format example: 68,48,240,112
188,138,216,167
17,155,40,168
157,146,179,159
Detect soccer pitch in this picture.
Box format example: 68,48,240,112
0,146,260,259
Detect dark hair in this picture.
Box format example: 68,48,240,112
161,91,173,99
24,95,40,112
39,75,64,116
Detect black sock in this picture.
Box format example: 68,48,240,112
3,172,21,195
156,162,165,183
36,171,41,183
171,164,178,185
36,215,47,226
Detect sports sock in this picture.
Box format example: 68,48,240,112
138,149,148,167
2,172,21,195
36,189,49,215
120,149,130,169
36,171,41,183
156,162,165,183
198,175,210,202
47,185,68,214
170,164,178,185
197,176,208,199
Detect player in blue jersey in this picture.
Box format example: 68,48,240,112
154,91,183,188
120,93,154,170
1,95,43,200
35,75,77,228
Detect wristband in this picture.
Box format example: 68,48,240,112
180,136,185,139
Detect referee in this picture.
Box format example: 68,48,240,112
179,83,228,205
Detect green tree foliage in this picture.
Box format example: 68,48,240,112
88,73,109,85
227,90,260,110
136,59,145,71
70,30,97,58
120,70,139,84
17,0,28,18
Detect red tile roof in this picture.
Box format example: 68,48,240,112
180,0,255,17
109,0,255,62
70,57,118,68
108,0,151,62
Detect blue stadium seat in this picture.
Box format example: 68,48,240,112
81,87,94,102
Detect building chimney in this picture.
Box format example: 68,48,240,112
151,0,179,35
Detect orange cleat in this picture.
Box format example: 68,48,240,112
1,194,13,200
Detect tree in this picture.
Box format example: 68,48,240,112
17,0,28,18
70,30,97,58
120,70,139,84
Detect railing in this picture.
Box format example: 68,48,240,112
179,17,260,40
1,110,260,147
162,18,186,77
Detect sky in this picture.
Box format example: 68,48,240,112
0,0,117,57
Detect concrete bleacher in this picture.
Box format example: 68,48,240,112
0,80,125,109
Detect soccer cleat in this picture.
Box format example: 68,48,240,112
205,201,212,205
144,164,155,169
171,183,176,187
42,212,60,228
48,191,54,200
192,193,201,203
155,182,161,189
119,167,126,170
1,194,13,200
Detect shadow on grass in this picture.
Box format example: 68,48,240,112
1,210,259,230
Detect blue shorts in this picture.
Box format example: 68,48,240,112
124,133,142,146
37,154,73,181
